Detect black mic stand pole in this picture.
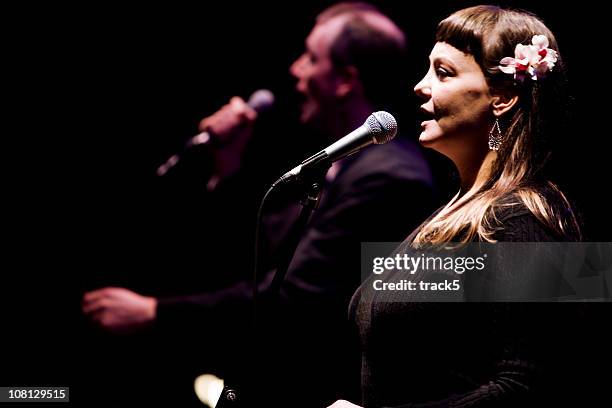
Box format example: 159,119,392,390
269,173,326,294
215,167,328,408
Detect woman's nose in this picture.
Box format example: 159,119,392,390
414,75,431,100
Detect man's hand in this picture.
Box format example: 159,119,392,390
199,97,257,189
199,96,257,146
82,287,157,334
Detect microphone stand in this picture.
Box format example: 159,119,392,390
269,175,325,294
215,167,328,408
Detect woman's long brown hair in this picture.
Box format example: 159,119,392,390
414,5,581,245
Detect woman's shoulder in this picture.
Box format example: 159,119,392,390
490,207,558,242
489,186,575,242
490,195,531,222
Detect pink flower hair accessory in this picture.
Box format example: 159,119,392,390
499,35,558,81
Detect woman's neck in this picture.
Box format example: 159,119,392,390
449,149,497,208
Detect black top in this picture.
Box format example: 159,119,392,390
350,201,598,407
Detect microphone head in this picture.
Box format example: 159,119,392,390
366,111,397,144
247,89,275,113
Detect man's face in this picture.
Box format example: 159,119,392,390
290,18,345,130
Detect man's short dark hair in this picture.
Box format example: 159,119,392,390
317,2,408,110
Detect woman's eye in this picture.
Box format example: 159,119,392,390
436,68,451,78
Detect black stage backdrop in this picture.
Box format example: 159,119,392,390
4,1,610,406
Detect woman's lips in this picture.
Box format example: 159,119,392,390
420,119,433,128
419,106,435,126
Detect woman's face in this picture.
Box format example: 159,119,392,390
414,42,493,156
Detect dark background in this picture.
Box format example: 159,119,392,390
4,0,609,406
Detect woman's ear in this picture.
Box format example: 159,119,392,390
491,91,519,117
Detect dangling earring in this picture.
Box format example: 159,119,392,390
488,118,503,151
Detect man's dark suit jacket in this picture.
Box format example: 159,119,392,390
157,137,438,407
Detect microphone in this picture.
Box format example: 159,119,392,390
273,111,397,186
156,89,275,176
